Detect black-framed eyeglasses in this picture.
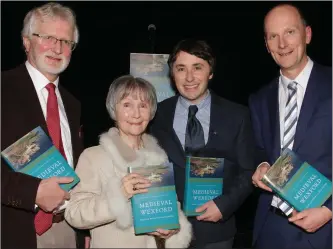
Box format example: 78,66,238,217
32,33,77,51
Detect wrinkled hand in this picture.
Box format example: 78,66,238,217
196,200,222,222
35,177,73,212
148,228,179,239
121,173,151,199
288,207,332,233
252,162,272,192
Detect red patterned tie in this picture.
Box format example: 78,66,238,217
34,83,67,235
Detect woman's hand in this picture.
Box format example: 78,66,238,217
121,173,151,199
148,228,179,239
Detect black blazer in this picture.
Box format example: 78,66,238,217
1,64,85,249
150,92,256,244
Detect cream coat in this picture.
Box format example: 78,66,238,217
65,128,192,248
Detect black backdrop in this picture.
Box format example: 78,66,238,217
1,2,332,246
2,1,332,147
1,1,332,146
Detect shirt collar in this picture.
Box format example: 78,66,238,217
280,57,313,91
25,60,59,92
179,90,211,110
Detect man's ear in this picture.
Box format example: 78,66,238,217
209,73,213,80
305,26,312,45
23,36,31,53
264,38,271,53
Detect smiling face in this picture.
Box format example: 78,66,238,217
115,91,151,139
23,17,74,81
172,51,213,104
264,5,312,79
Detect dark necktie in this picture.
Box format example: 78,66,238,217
185,105,205,154
34,83,67,235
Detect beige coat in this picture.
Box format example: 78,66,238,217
65,128,192,248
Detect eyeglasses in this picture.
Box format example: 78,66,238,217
32,33,77,51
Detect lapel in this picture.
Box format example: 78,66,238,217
157,96,186,168
204,93,229,154
58,85,79,166
18,64,49,134
293,64,319,151
59,85,81,169
267,79,281,162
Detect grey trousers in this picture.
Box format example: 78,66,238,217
36,220,76,248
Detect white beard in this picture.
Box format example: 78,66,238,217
36,53,70,75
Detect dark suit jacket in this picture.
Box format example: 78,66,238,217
249,63,332,249
1,64,85,249
150,92,256,245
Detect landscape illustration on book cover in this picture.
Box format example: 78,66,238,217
264,151,298,189
262,148,332,211
2,128,48,170
190,157,224,178
130,53,175,102
129,162,180,234
184,157,224,216
1,126,80,191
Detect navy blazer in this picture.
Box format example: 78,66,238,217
150,92,256,244
249,63,332,249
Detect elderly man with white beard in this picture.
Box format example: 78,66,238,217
1,2,89,249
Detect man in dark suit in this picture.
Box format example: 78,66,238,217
250,4,332,249
1,2,88,248
150,39,256,249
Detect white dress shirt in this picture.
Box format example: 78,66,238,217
25,61,74,168
270,57,314,209
278,57,314,149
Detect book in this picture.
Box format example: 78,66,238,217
130,53,175,102
1,126,80,192
262,148,332,211
128,162,180,234
183,156,224,216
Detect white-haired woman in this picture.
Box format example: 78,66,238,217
65,75,192,248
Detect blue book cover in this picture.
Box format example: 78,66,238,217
130,53,175,102
128,162,180,234
183,156,224,216
262,148,332,211
1,126,80,191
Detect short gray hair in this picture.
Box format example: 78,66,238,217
22,2,79,43
106,75,158,121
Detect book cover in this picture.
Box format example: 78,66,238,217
128,162,180,234
1,126,80,191
130,53,175,102
262,148,332,211
183,156,224,216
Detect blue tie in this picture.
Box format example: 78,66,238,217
185,105,205,154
